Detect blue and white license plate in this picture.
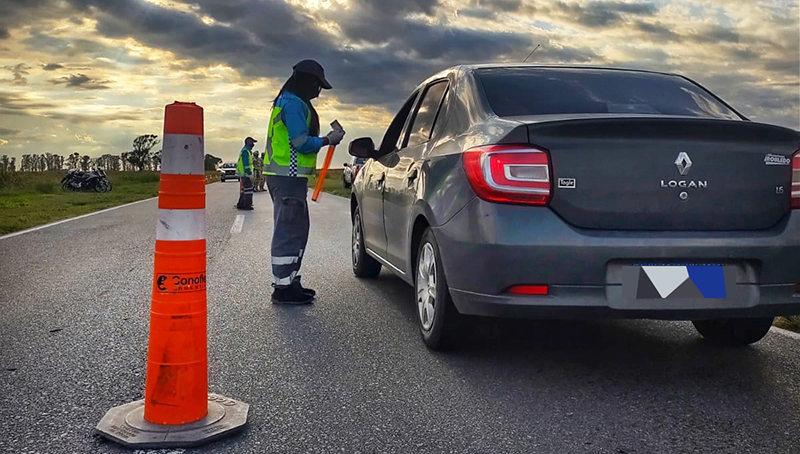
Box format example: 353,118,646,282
625,264,735,300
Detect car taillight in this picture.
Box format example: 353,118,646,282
463,144,551,206
792,150,799,209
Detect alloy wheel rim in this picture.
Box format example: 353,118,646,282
352,214,361,266
416,242,436,331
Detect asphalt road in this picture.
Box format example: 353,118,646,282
1,182,799,454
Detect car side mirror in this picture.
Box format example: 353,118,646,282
343,163,349,167
348,137,377,159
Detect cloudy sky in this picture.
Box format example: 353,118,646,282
0,0,798,166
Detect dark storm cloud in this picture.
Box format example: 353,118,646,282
456,0,523,18
691,72,797,120
48,0,597,109
634,21,680,42
726,48,759,61
0,0,64,41
23,33,152,66
487,0,523,12
0,91,58,116
765,58,800,76
42,63,64,71
553,1,657,27
402,22,534,60
6,0,791,130
51,74,110,89
350,0,442,16
1,63,30,86
457,8,498,19
691,25,740,44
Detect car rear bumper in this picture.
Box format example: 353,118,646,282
435,198,800,319
450,286,800,320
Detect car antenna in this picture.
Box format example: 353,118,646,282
523,44,541,63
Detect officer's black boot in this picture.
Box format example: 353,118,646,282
271,284,314,305
292,275,316,296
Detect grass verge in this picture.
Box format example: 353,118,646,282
0,171,220,235
774,316,800,334
307,169,351,198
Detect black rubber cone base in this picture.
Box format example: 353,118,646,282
95,393,248,448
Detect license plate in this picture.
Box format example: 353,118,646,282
625,265,735,300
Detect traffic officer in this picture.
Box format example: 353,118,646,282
264,59,344,304
236,137,255,210
252,150,263,192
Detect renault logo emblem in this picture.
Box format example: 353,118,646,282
675,152,692,176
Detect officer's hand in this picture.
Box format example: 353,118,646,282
326,129,345,146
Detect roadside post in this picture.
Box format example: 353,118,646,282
96,102,249,448
311,119,342,202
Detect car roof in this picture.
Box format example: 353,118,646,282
417,64,682,88
462,63,678,77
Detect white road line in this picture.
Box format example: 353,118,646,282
230,214,245,234
0,196,158,241
770,326,800,340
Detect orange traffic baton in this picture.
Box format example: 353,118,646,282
312,145,336,202
311,119,342,202
96,102,248,449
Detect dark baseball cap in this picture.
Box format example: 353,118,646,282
293,59,332,90
245,136,257,143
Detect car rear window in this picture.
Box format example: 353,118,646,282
476,68,742,120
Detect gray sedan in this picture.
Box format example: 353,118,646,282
348,65,800,350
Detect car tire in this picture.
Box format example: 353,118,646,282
416,228,462,351
352,206,381,278
692,317,774,346
343,175,351,189
221,176,226,182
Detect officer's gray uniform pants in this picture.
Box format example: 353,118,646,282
237,176,253,209
267,175,309,287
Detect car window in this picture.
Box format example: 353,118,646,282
476,68,742,120
378,92,420,155
404,81,449,149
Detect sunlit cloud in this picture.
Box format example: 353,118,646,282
0,0,796,166
51,74,111,90
75,133,96,143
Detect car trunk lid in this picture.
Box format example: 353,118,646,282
519,115,800,231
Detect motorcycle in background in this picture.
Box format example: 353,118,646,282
61,168,113,193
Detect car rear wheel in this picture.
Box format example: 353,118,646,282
343,174,351,189
416,228,462,350
692,317,774,346
352,206,381,278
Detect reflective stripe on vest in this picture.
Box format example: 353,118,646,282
263,102,316,178
236,147,253,176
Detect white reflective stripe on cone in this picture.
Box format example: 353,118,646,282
161,134,205,175
272,256,298,265
156,209,206,241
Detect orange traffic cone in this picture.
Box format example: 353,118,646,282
96,102,248,449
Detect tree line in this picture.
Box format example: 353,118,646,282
0,134,162,173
